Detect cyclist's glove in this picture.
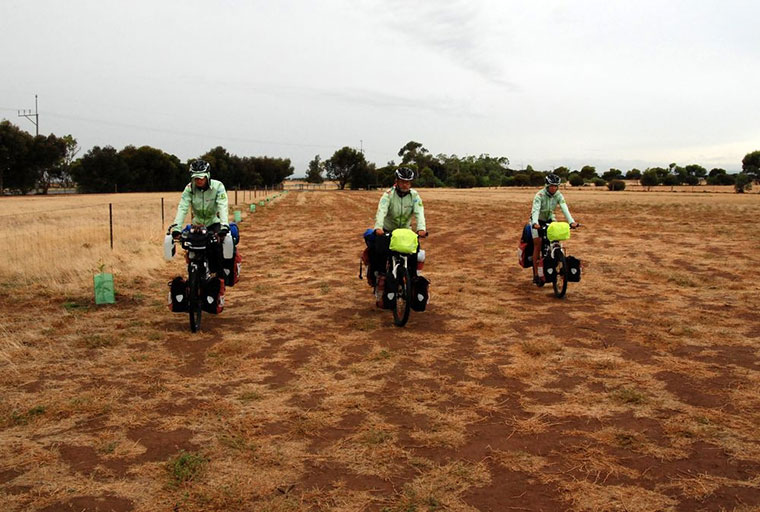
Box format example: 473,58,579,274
218,227,229,237
172,230,181,240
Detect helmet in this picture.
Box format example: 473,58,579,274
545,173,561,186
190,159,211,179
395,167,415,181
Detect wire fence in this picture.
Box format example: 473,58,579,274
0,188,281,282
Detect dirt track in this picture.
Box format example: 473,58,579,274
1,188,759,511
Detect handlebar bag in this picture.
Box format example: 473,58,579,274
389,228,418,254
547,222,570,241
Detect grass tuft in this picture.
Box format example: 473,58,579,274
167,451,208,487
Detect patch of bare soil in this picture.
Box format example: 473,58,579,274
1,189,759,511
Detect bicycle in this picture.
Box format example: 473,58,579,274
169,225,217,332
537,222,581,299
375,230,427,327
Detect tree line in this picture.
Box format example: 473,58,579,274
307,141,759,193
2,119,758,194
0,120,293,194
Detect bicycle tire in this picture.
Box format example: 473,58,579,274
392,260,412,327
553,249,568,299
188,264,203,332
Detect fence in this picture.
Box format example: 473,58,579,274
0,188,281,283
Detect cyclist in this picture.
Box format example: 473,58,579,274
168,159,230,277
367,167,427,284
530,173,578,285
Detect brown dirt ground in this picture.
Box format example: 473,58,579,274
1,188,759,512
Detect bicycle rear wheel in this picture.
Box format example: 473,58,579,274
188,265,203,332
392,263,412,327
553,250,568,299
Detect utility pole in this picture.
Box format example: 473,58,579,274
18,95,39,136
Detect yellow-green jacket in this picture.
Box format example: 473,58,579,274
171,179,229,230
374,187,426,232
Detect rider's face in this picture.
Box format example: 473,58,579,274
547,185,558,195
194,177,208,187
396,179,412,192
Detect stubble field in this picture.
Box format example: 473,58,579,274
1,188,759,512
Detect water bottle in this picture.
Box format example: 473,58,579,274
222,234,234,259
417,249,426,271
163,234,175,260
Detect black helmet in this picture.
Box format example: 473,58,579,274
190,159,211,178
395,167,415,181
545,173,561,186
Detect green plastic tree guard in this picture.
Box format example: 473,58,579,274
234,210,242,222
94,273,115,305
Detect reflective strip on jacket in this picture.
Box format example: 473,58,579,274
530,188,574,225
172,179,230,229
374,187,426,232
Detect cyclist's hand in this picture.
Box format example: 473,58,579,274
374,228,384,236
218,227,229,239
570,222,580,229
417,230,427,238
532,223,540,230
171,230,181,240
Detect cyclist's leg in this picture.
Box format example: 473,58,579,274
531,224,541,280
206,223,223,277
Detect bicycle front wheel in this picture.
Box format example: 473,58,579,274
553,250,568,299
188,265,203,332
392,263,412,327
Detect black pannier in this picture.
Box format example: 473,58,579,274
382,271,397,310
566,256,582,282
411,276,430,312
168,276,189,312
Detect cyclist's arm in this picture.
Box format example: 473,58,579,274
530,192,542,226
216,182,230,229
557,194,575,225
374,193,390,232
413,193,426,233
172,185,193,230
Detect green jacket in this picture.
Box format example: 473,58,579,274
531,188,574,225
171,179,230,230
374,187,426,232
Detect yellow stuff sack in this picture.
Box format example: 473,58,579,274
546,222,571,241
389,228,419,254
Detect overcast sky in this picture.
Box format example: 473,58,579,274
1,0,758,175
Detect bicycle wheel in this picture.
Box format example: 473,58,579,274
552,249,568,299
188,264,203,332
392,262,412,327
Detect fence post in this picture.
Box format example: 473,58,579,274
161,197,164,229
109,203,114,250
235,187,238,205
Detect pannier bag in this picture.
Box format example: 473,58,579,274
411,276,430,312
547,222,571,242
389,228,419,254
383,271,397,309
518,223,534,268
566,256,582,282
375,274,386,308
363,228,376,247
541,254,557,283
201,277,225,314
168,276,189,312
222,248,242,287
518,240,533,269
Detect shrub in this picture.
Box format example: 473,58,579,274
592,177,607,187
607,179,626,191
568,173,584,187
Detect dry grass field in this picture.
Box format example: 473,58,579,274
1,187,759,512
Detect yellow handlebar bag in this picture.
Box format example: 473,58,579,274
547,222,571,241
389,228,419,254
